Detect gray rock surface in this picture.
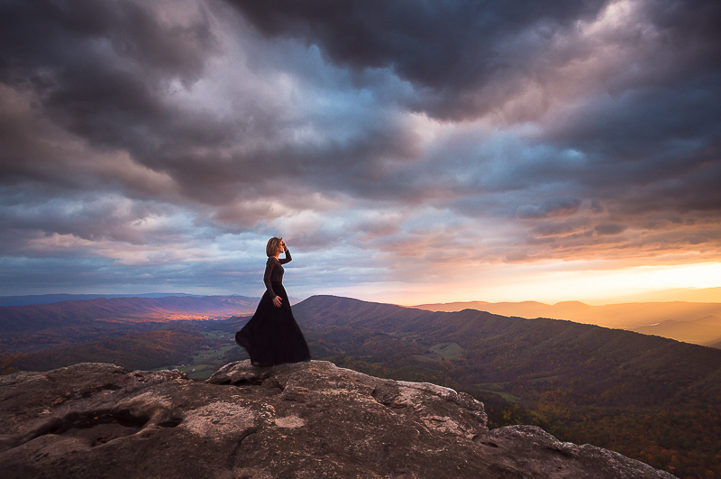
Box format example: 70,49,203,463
0,360,674,479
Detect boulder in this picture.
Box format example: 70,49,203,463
0,360,674,478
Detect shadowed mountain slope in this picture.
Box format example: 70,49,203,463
294,295,721,406
288,295,721,477
294,296,721,405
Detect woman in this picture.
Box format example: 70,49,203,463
235,237,311,367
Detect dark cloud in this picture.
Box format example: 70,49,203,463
1,0,721,300
0,0,214,85
594,223,628,236
228,0,721,227
227,0,608,117
1,1,427,211
532,219,590,238
517,197,582,219
0,0,218,181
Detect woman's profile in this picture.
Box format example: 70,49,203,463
235,237,311,367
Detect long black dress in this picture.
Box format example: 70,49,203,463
235,249,311,367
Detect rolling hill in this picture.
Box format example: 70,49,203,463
414,300,721,348
287,295,721,478
0,295,259,353
14,329,205,372
292,296,721,405
0,295,258,329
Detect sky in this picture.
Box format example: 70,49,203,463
1,0,720,305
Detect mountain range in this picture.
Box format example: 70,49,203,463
606,286,721,303
289,296,721,478
0,295,258,328
0,293,203,307
289,295,721,407
414,300,721,348
0,295,258,353
2,294,721,476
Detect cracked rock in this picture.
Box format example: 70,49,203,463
0,360,674,479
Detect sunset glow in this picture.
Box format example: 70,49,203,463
314,261,721,307
1,0,720,304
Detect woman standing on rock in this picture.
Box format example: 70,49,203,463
235,237,311,367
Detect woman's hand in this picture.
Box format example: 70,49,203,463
280,239,287,251
273,296,283,308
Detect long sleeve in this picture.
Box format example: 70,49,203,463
263,249,291,298
263,257,279,298
279,248,291,265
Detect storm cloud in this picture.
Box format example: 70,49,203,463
1,0,720,301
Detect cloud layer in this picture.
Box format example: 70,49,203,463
1,0,720,301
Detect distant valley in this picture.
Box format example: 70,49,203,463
414,300,721,348
0,295,258,353
0,295,259,379
1,295,259,326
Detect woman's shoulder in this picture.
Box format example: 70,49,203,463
267,256,280,264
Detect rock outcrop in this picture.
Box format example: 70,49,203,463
0,360,674,479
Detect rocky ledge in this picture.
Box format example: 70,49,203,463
0,360,673,479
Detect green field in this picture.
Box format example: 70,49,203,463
428,342,464,360
411,355,439,363
476,382,522,403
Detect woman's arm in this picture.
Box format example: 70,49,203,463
263,257,279,298
279,247,292,265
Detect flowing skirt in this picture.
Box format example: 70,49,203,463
235,282,311,367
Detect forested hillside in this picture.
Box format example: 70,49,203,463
13,329,205,372
286,296,721,478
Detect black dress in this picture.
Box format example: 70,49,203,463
235,249,311,367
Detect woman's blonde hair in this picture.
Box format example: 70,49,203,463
266,237,283,257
